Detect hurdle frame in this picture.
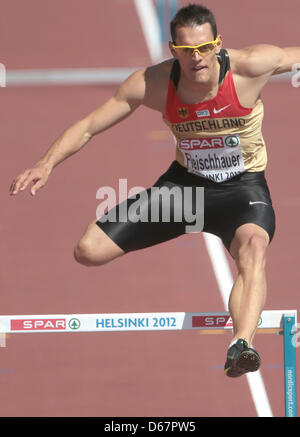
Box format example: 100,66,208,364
0,309,297,417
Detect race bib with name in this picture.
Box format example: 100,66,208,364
178,135,245,183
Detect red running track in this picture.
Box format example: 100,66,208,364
0,0,299,417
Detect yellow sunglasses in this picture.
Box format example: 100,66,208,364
171,37,220,57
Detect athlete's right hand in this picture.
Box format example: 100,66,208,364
9,163,52,196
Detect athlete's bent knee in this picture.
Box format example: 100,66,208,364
74,232,125,267
74,238,98,266
73,238,110,267
236,234,268,271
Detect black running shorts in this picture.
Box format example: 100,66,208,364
96,161,276,254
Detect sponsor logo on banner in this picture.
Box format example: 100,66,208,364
68,318,81,330
192,315,233,328
10,319,66,331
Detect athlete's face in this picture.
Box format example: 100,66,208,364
169,23,222,84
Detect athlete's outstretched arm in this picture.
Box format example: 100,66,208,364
10,69,146,196
231,44,300,77
272,46,300,75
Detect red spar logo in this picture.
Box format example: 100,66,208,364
179,138,224,150
10,319,66,330
192,315,233,328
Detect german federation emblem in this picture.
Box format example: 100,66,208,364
177,107,189,118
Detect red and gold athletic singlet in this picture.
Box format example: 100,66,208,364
163,49,267,183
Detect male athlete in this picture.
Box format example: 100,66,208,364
10,4,300,377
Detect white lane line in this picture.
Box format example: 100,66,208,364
203,233,273,417
133,0,163,64
202,233,233,310
246,372,274,417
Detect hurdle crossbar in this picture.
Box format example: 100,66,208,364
0,309,297,417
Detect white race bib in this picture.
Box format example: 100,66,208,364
178,135,245,183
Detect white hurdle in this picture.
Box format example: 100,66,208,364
0,309,297,417
0,309,296,333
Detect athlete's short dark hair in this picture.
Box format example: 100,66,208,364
170,4,218,42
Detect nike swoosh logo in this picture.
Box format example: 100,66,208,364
213,104,231,114
249,201,269,206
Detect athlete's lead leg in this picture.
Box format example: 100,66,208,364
74,218,125,267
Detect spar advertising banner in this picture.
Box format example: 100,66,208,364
0,310,296,333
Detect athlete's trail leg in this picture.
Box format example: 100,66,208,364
228,223,269,345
